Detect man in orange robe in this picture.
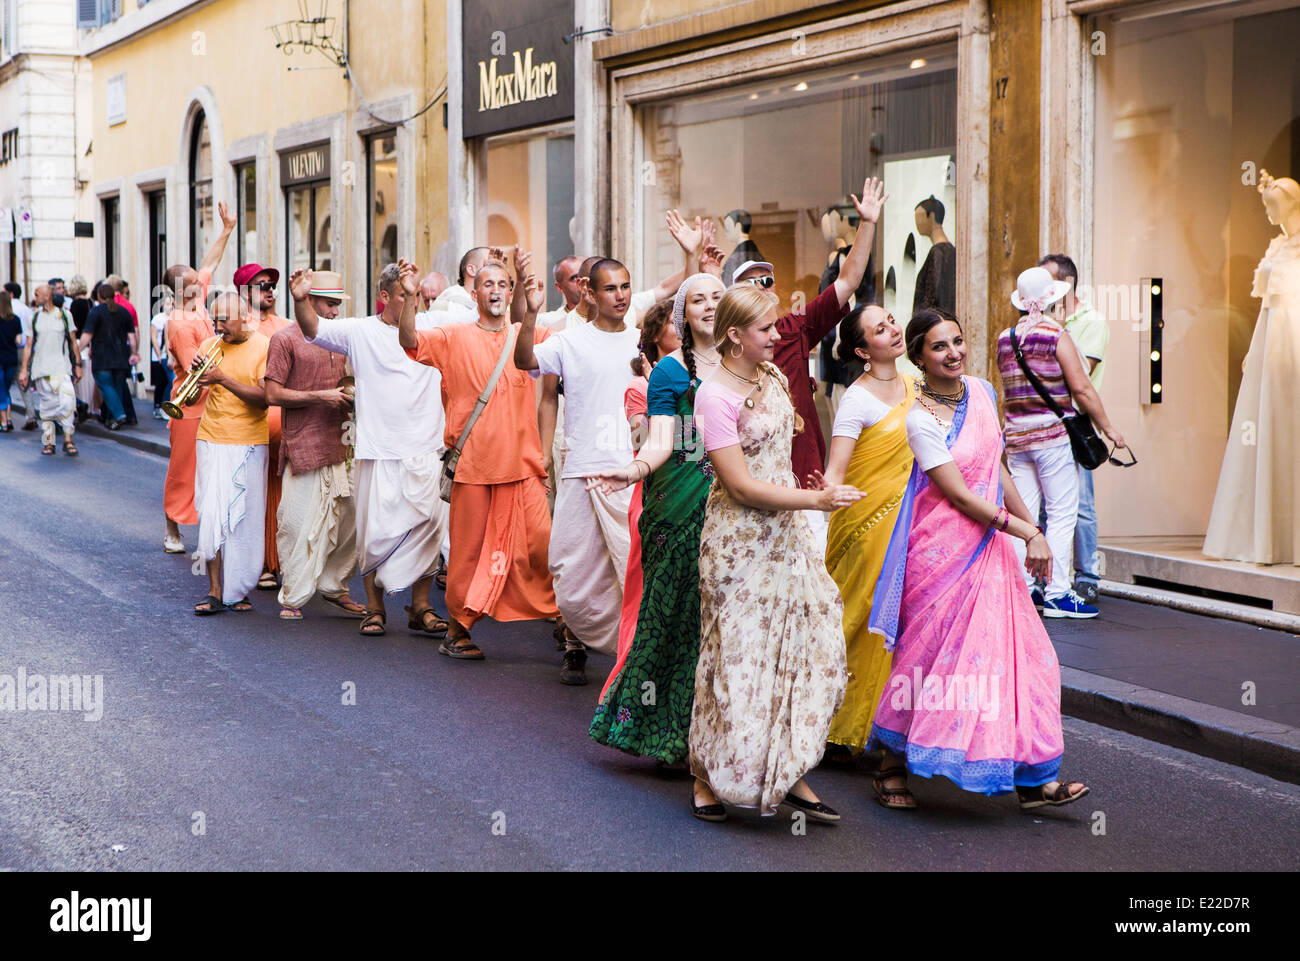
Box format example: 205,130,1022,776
162,201,236,554
236,262,292,590
398,252,558,659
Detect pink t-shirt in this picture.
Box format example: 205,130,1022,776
695,378,749,452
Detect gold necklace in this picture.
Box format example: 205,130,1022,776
476,320,506,333
719,361,759,386
865,369,898,382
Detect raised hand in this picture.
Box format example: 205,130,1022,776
702,243,725,276
666,209,704,256
524,274,546,314
486,246,511,270
818,484,867,511
289,269,313,302
850,176,888,225
397,259,420,296
218,200,236,232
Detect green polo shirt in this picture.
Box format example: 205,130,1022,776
1064,302,1108,390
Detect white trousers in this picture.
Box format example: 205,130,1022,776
354,455,448,594
276,461,358,610
1008,440,1078,600
196,441,268,605
549,476,631,655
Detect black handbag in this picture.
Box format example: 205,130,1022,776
1008,325,1109,471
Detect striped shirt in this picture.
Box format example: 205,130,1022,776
996,318,1070,453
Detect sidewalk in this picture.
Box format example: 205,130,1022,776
10,391,1300,785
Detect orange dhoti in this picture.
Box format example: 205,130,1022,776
447,476,559,630
165,415,201,525
264,405,282,574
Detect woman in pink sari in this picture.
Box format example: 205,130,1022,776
867,310,1089,811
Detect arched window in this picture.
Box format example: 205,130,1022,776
189,111,213,266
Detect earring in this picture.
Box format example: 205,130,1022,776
730,343,743,360
864,359,872,372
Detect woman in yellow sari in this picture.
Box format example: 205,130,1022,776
816,305,916,779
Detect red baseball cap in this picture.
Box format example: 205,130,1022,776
233,263,280,288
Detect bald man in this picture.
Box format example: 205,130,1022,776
190,291,272,615
427,247,490,323
419,271,449,311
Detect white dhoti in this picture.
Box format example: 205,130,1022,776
75,349,95,408
354,454,448,594
276,460,358,610
549,476,632,655
196,440,268,605
35,374,76,429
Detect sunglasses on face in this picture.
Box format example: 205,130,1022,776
257,282,277,292
1108,444,1137,468
742,275,775,289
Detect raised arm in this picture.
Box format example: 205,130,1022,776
513,274,543,371
510,246,533,328
289,269,320,340
832,176,887,308
397,259,421,351
199,201,237,278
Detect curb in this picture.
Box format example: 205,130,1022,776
76,418,171,458
1100,580,1300,635
1060,666,1300,786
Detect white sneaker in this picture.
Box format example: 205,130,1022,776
163,535,185,554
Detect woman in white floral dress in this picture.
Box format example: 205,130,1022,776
689,285,864,823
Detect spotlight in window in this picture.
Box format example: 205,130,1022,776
850,74,860,80
748,93,759,100
910,58,927,69
1139,277,1163,405
794,82,808,92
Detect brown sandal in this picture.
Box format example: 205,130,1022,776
359,610,386,636
405,605,448,637
438,634,485,660
1018,781,1089,811
872,766,918,810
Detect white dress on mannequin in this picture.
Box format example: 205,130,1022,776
1203,230,1300,564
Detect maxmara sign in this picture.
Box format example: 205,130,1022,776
463,0,574,138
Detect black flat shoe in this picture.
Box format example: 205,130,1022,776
781,792,841,823
691,799,727,822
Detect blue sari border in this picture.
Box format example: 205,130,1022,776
866,724,1062,796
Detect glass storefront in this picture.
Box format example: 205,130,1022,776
638,48,958,322
189,112,213,267
283,141,332,277
480,127,575,311
1091,1,1300,540
235,161,256,265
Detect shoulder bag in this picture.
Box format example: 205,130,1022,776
439,327,515,502
1008,325,1108,471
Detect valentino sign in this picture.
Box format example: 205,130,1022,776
463,0,574,138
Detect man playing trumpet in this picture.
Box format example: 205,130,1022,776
190,291,272,615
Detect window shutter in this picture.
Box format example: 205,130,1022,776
76,0,99,29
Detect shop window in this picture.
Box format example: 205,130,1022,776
480,128,574,311
188,111,212,267
235,162,256,264
638,51,957,321
366,131,397,306
146,189,166,306
287,182,331,275
1091,2,1300,538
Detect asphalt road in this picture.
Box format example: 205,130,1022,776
1,426,1297,871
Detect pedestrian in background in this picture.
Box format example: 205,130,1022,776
80,281,138,430
5,281,38,430
67,276,96,423
17,283,80,456
1040,253,1109,606
0,290,21,432
150,288,174,420
995,267,1124,619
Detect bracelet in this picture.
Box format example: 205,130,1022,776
632,458,651,480
1026,527,1045,544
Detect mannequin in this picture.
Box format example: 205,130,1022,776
1204,170,1300,564
721,209,763,284
911,195,956,316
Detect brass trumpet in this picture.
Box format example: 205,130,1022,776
161,340,223,419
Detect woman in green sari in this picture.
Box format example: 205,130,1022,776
585,273,724,766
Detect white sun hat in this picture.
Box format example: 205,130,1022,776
1010,266,1071,314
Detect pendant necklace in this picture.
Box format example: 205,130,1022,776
920,377,966,408
720,360,761,408
476,320,506,333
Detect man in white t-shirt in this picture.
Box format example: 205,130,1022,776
291,263,450,640
515,258,642,685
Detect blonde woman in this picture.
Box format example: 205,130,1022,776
688,285,863,823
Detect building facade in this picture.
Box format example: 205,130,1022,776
82,0,450,318
0,0,95,295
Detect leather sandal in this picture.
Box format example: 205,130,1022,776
438,635,485,660
872,766,918,810
405,605,448,637
1018,781,1089,811
359,610,386,636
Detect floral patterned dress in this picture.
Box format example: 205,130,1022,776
689,365,848,814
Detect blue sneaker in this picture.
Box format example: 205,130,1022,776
1043,591,1100,619
1031,587,1044,611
